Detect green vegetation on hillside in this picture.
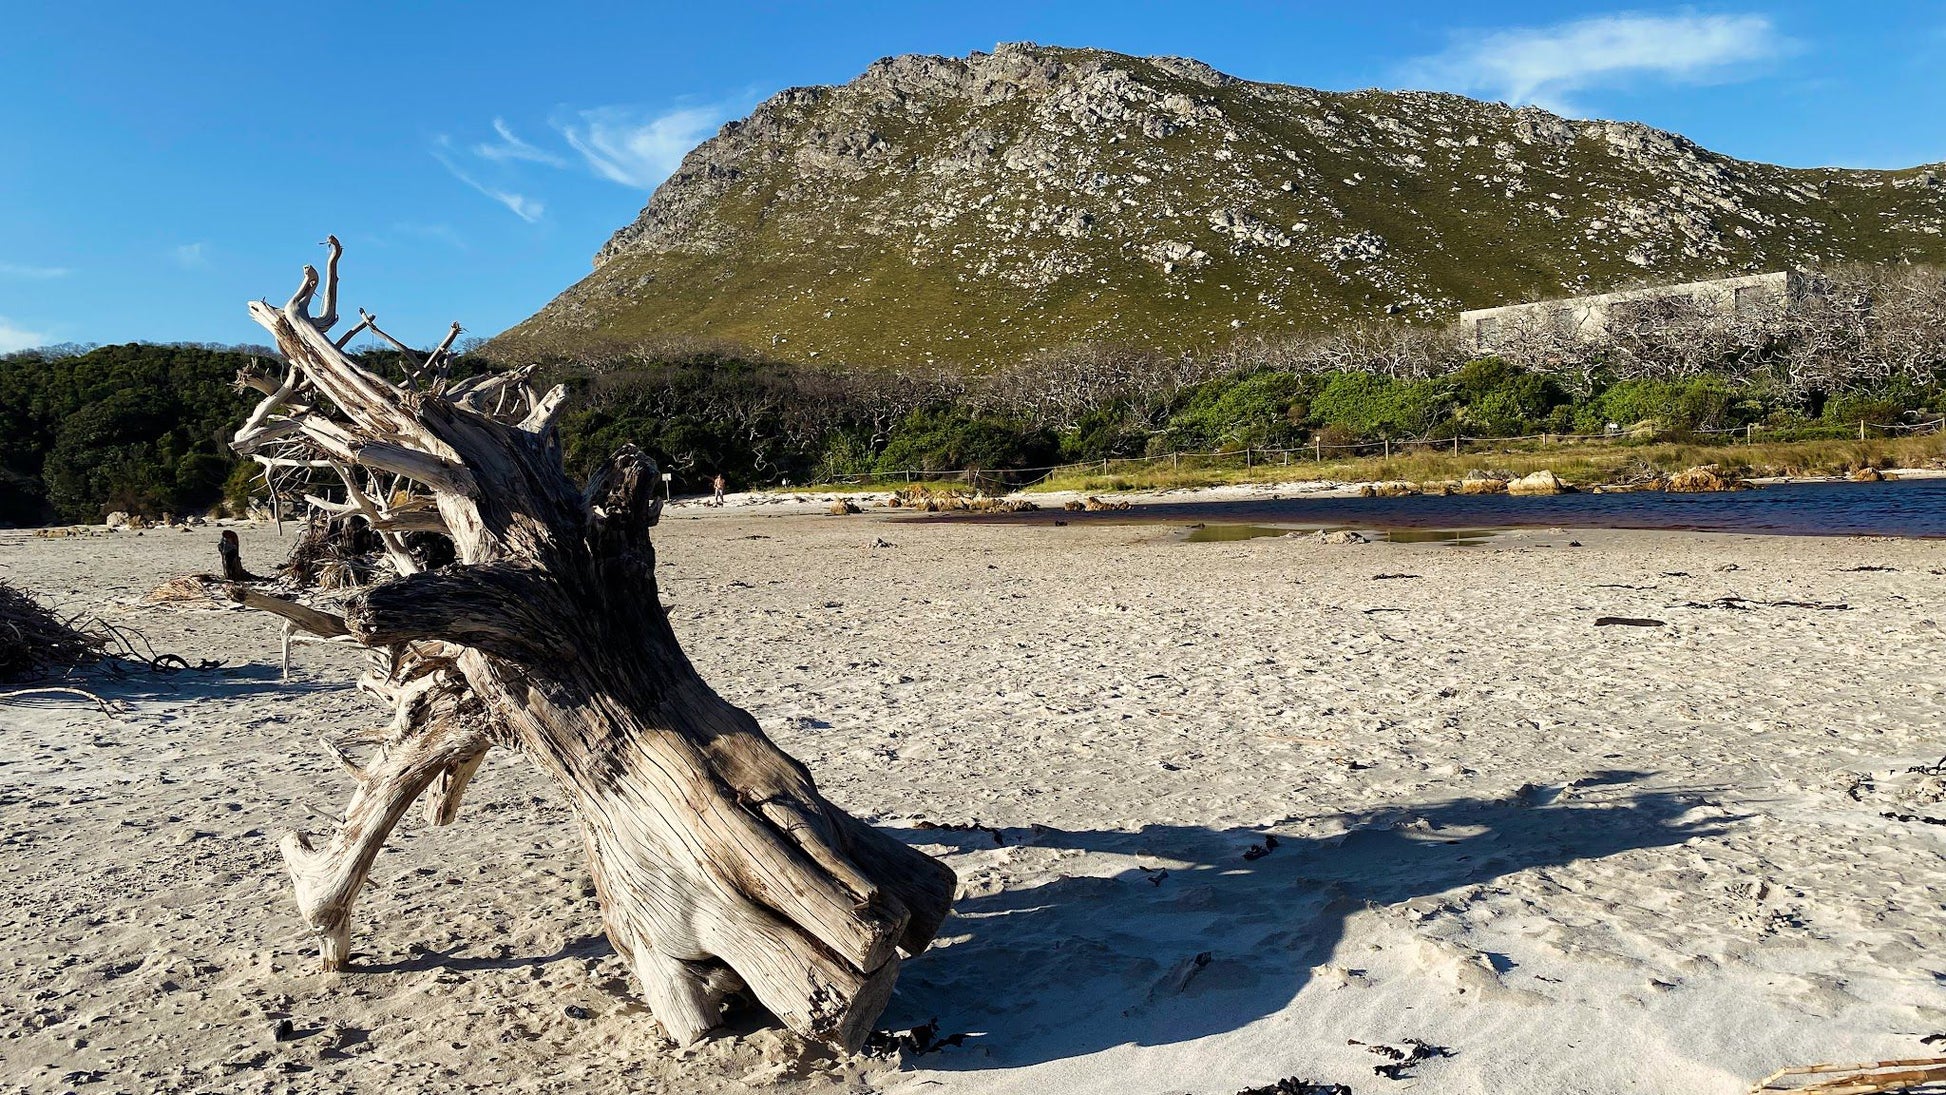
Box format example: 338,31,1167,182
5,262,1942,526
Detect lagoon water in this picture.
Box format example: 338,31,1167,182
997,477,1946,539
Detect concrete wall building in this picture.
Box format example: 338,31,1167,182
1457,270,1810,351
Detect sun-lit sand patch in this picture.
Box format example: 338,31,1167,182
1,515,1941,1094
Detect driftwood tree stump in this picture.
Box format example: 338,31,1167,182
217,529,259,581
215,238,955,1049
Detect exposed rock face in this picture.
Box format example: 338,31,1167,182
496,42,1946,367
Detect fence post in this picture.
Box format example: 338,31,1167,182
1102,458,1109,475
1315,438,1321,462
1746,423,1753,443
1173,452,1179,470
1383,439,1391,459
1246,447,1253,469
1860,419,1866,441
1453,435,1460,457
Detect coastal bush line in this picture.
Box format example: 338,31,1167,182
3,265,1942,524
1033,434,1946,496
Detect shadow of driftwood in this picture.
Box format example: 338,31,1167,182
76,659,350,702
877,774,1732,1069
352,932,613,975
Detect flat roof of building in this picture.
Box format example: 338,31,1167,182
1459,270,1799,322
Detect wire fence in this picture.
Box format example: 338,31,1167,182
809,416,1946,493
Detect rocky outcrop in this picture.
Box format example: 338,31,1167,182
1665,465,1748,492
1359,481,1419,498
498,43,1946,367
1506,470,1571,495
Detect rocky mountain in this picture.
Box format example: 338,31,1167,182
494,42,1946,369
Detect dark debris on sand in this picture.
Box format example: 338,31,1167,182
1350,1038,1456,1079
863,1017,967,1058
0,578,110,682
2,577,222,685
1233,1078,1352,1095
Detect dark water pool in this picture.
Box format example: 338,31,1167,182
952,478,1946,539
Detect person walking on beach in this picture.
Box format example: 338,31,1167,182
711,473,726,506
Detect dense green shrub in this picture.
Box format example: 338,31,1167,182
1057,404,1156,462
1821,383,1932,427
1450,357,1570,437
222,460,260,516
873,407,1055,475
1155,371,1308,452
1306,372,1454,439
552,356,875,490
810,430,879,483
1573,377,1742,434
0,343,256,524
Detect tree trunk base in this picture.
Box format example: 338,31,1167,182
212,238,957,1051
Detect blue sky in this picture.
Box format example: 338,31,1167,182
1,1,1940,353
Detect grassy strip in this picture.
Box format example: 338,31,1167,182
1027,435,1946,495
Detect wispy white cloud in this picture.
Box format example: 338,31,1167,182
432,99,739,215
1403,11,1793,113
555,104,731,189
432,137,546,222
0,261,71,279
174,242,209,269
0,317,51,354
474,118,567,167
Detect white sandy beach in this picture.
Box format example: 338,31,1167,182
2,510,1944,1094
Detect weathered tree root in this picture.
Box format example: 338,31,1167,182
281,655,490,968
215,238,955,1050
